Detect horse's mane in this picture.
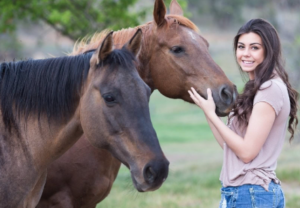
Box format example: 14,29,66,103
0,53,93,132
72,27,141,55
0,47,137,132
72,30,111,55
72,15,199,55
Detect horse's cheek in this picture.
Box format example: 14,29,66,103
80,90,102,142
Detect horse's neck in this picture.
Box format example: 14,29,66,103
0,108,83,207
33,111,83,169
113,23,156,91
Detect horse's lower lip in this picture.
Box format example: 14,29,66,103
136,186,145,192
133,182,146,192
131,175,164,192
216,107,230,117
131,173,145,192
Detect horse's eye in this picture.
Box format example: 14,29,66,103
171,46,185,54
103,94,116,103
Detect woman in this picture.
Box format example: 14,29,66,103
188,18,298,208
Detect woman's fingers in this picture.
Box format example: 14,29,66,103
207,88,213,100
188,90,195,100
188,87,216,113
188,90,200,106
188,91,198,103
191,87,204,101
189,87,214,103
188,87,207,108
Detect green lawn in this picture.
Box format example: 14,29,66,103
97,91,300,208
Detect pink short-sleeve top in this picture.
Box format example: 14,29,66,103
220,75,290,190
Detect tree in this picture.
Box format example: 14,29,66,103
0,0,147,41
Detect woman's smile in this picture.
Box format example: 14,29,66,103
236,32,265,80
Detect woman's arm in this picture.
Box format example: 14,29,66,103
205,115,225,149
188,88,276,163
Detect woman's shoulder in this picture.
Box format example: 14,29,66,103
255,75,288,115
259,76,286,93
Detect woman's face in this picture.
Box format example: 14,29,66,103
236,32,265,80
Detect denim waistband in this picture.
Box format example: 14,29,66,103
221,180,280,192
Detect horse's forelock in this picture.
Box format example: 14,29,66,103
166,14,199,33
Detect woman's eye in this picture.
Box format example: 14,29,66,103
252,46,259,50
237,45,244,49
171,46,185,54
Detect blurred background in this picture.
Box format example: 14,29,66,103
0,0,299,207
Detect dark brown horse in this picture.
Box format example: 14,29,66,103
0,30,169,208
38,0,237,207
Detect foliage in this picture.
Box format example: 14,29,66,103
0,0,147,40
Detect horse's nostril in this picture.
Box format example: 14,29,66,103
219,85,233,105
144,166,156,183
142,160,169,188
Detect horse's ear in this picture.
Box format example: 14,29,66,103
170,0,183,16
123,29,142,57
153,0,167,27
96,31,114,64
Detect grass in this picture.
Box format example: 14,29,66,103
97,143,223,208
97,92,300,208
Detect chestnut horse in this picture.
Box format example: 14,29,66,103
38,0,237,207
0,30,169,208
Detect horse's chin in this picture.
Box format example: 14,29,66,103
127,154,169,192
215,107,231,117
131,175,163,192
131,175,146,192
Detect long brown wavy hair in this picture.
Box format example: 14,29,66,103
231,18,299,142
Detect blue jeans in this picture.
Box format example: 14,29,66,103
219,181,285,208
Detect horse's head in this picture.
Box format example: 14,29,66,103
148,0,237,116
80,30,169,192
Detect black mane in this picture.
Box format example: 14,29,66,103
100,47,136,72
0,52,92,132
0,47,137,132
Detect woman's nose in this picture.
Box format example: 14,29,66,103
243,48,250,56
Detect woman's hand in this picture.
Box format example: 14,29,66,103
188,87,216,116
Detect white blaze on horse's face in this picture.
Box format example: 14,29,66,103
188,31,197,41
